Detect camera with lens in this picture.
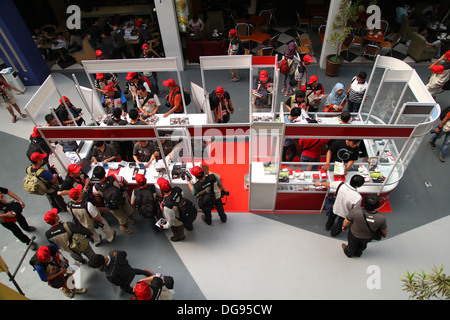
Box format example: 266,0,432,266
180,170,192,181
221,190,230,198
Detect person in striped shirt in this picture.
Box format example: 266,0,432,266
346,72,368,113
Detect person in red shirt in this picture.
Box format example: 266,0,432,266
299,135,329,170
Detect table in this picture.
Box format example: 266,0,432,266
247,31,271,44
246,15,267,26
365,31,385,43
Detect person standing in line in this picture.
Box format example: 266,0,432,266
425,51,450,98
67,184,116,247
315,174,365,237
342,194,388,257
346,71,368,113
157,177,185,241
228,29,241,82
282,108,301,162
0,74,26,123
209,86,234,123
0,186,37,250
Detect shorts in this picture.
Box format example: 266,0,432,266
0,92,16,108
109,199,134,226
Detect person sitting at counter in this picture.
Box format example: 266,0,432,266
101,85,128,114
298,134,329,171
300,75,325,113
252,70,273,112
105,108,133,162
285,90,309,112
163,78,184,118
135,85,160,118
339,110,351,124
282,108,301,162
323,83,346,112
133,140,158,168
91,141,118,165
128,108,148,125
154,133,183,162
321,139,360,175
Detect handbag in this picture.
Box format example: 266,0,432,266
362,213,383,241
63,223,90,253
324,181,344,215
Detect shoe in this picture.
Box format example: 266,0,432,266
201,214,212,225
438,153,445,162
29,242,37,251
220,214,227,223
73,288,87,294
94,234,102,247
20,113,27,118
428,141,435,150
24,226,36,232
120,225,133,234
341,243,347,252
12,115,17,123
61,288,74,298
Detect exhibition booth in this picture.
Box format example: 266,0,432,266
24,55,440,213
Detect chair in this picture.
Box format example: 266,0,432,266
362,44,380,60
147,37,161,57
376,20,389,34
296,31,312,46
294,11,309,31
400,14,418,42
379,33,401,56
258,10,272,32
318,25,326,44
257,47,274,56
407,32,438,62
263,33,280,50
340,34,354,59
310,16,325,31
224,8,245,27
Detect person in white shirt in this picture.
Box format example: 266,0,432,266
315,174,365,237
346,72,368,113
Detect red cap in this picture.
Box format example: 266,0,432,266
96,73,104,79
95,50,103,57
307,75,319,84
135,173,147,186
126,72,138,80
68,184,83,200
37,246,51,262
104,85,115,92
190,166,204,178
446,50,450,60
142,43,149,49
229,29,237,36
67,163,82,174
259,70,268,81
134,281,151,300
431,65,445,74
215,86,225,95
163,78,176,87
31,126,40,138
157,177,171,192
59,96,70,105
303,54,313,63
30,152,47,162
44,208,58,225
135,21,142,27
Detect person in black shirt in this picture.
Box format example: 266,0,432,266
322,139,360,175
209,86,234,123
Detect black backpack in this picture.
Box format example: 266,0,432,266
133,185,157,219
96,176,125,210
162,186,197,224
26,138,48,165
176,87,191,106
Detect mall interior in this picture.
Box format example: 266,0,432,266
0,0,449,303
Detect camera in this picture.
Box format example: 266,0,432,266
180,171,192,181
221,190,230,198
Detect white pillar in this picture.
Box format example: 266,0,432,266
319,0,341,69
154,0,185,70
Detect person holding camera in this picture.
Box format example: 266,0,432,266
162,78,184,118
67,184,116,246
186,166,229,225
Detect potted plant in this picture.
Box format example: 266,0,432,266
326,0,364,77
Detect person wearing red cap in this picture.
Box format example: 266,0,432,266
157,177,186,241
25,152,67,212
252,70,273,112
130,174,159,230
426,51,450,98
54,96,84,126
44,208,97,265
140,44,162,94
29,244,86,298
300,75,325,112
186,166,228,225
0,185,37,250
209,86,234,123
0,74,26,123
94,72,120,94
132,273,174,300
162,78,184,117
58,163,90,197
294,54,313,91
67,184,115,246
135,85,161,118
101,84,128,114
228,29,241,81
27,126,52,165
92,166,135,234
125,72,151,102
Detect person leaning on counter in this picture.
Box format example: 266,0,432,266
91,141,118,165
321,139,360,175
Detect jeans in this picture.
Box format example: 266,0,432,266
202,198,227,224
430,130,450,155
347,100,361,113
